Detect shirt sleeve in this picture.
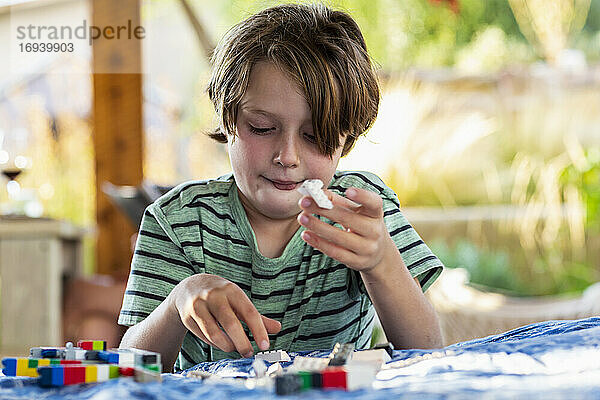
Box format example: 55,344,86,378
118,204,202,327
343,172,444,297
381,193,444,292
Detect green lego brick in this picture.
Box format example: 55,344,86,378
142,364,161,373
109,365,120,379
297,371,313,390
28,359,38,369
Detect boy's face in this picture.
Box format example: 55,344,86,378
228,61,343,221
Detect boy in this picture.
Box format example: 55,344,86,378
119,3,443,372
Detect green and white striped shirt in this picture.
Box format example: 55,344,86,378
118,171,443,371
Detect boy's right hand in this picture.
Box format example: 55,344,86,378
169,274,281,358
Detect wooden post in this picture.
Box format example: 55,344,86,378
92,0,143,277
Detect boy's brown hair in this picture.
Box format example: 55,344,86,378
207,3,379,157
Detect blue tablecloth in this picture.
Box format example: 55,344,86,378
2,317,599,399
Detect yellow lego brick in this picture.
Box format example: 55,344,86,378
38,359,51,367
85,365,98,383
16,358,30,376
92,341,105,351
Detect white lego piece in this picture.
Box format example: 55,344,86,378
291,356,330,372
129,348,162,367
255,350,291,363
349,348,391,369
64,342,76,360
97,365,110,382
266,362,283,377
298,179,333,209
74,349,87,360
133,366,162,383
252,359,267,378
345,362,378,390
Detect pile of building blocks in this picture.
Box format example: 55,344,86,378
1,340,162,387
274,342,395,395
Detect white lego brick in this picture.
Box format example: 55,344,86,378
97,365,110,382
297,179,333,209
345,362,378,390
255,350,291,363
133,366,162,383
252,359,267,378
266,362,283,377
291,356,330,372
349,349,391,369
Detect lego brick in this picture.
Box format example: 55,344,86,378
109,365,120,379
40,349,61,358
321,367,347,390
99,350,135,365
119,366,135,376
292,356,329,372
142,364,162,373
30,347,63,358
78,340,107,351
2,358,17,376
133,366,162,383
96,364,110,382
328,343,354,366
372,342,394,358
297,371,314,390
129,348,161,366
85,351,101,361
64,365,86,385
38,366,64,387
350,348,391,368
60,360,82,365
275,373,303,395
255,350,291,363
85,365,97,383
345,362,377,390
2,357,53,377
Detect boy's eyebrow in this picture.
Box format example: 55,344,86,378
241,106,312,124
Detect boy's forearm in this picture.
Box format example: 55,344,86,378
360,240,443,349
119,291,188,373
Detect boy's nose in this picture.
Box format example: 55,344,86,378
273,135,300,168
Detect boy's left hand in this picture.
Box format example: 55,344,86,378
297,187,395,273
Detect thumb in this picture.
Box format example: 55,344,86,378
261,315,282,334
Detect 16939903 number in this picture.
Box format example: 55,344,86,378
19,42,74,52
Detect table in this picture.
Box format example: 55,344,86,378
0,217,84,354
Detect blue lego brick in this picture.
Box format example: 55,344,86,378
97,351,119,364
2,358,17,376
41,349,61,358
38,366,64,387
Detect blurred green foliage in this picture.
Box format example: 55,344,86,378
561,147,600,234
430,239,598,296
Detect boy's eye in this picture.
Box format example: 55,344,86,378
249,124,274,135
304,133,317,143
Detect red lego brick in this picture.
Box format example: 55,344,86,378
60,360,82,365
119,367,135,376
321,367,347,390
63,366,86,385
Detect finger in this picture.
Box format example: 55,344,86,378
261,315,282,334
301,230,367,267
191,302,236,353
298,211,365,251
208,298,254,357
299,196,373,237
230,293,271,351
344,188,383,218
182,311,220,350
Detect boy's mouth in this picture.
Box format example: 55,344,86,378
264,177,301,191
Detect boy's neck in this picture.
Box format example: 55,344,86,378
237,189,300,258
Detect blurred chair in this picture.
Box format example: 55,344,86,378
101,181,173,229
61,181,173,347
